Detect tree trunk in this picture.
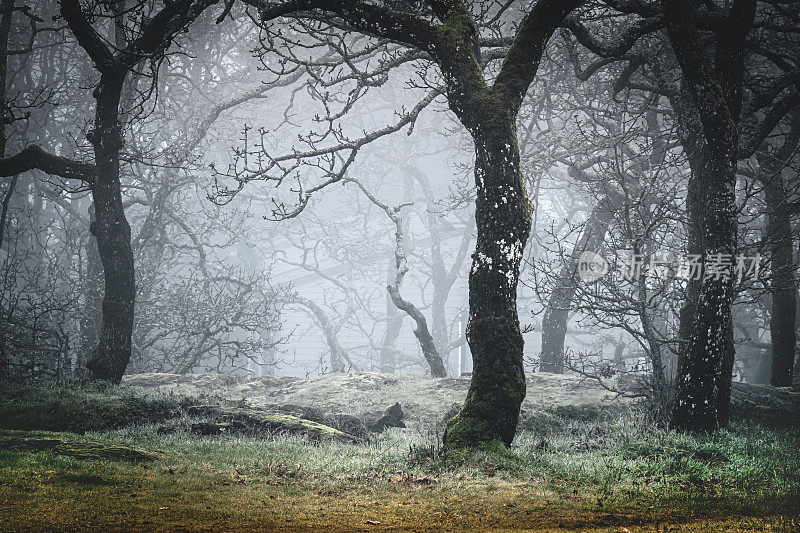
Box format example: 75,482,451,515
84,73,136,383
540,202,615,373
0,0,11,159
431,292,449,365
767,207,796,386
768,223,796,387
381,300,402,371
671,153,738,431
387,284,447,378
349,173,448,378
0,0,12,377
759,114,800,387
658,82,706,385
636,250,668,411
79,204,104,371
444,124,532,449
663,0,755,432
414,167,457,367
434,0,580,451
294,296,350,372
380,255,402,373
670,92,739,430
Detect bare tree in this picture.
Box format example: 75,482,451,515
215,0,585,451
0,0,229,382
347,176,448,377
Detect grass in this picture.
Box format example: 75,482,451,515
0,381,798,531
0,381,202,433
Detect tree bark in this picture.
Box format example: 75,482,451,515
380,256,402,373
79,204,104,371
0,0,15,251
83,72,136,383
663,0,755,432
444,125,532,448
765,184,796,388
758,111,800,387
540,202,615,373
670,153,738,432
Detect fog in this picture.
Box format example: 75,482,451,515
2,0,797,399
2,2,800,528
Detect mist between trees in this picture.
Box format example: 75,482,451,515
0,0,799,452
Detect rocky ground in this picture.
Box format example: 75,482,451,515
122,371,632,430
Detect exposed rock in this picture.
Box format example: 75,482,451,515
190,421,249,436
123,373,239,389
124,372,631,429
730,382,800,410
363,402,405,433
186,405,360,443
230,376,301,396
729,382,800,427
265,404,369,439
0,433,158,462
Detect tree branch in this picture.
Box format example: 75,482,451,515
249,0,439,52
0,145,94,183
60,0,115,72
493,0,585,112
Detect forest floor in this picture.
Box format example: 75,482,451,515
1,373,798,531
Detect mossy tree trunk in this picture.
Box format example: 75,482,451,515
445,122,532,448
663,0,756,432
670,153,738,432
255,0,584,449
428,2,584,450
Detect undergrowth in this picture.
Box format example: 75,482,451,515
0,380,798,530
0,380,202,433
